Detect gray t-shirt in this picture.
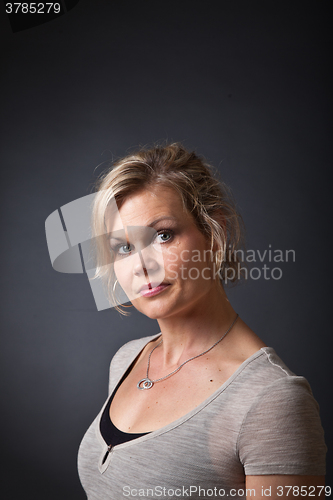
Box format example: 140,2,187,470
77,334,326,499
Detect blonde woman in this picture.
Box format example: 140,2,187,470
78,144,326,499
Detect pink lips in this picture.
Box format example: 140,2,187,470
139,283,170,298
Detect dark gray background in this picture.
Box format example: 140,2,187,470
0,1,331,498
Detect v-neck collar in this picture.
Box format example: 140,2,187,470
95,334,274,456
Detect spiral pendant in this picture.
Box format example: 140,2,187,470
137,378,154,390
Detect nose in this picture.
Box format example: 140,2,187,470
133,246,160,277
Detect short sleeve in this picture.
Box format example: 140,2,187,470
237,376,327,475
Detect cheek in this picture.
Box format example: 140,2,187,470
162,247,183,273
164,244,215,286
163,240,210,269
114,260,132,288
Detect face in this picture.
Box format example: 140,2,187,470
106,185,219,320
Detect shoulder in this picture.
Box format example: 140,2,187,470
239,347,322,433
236,349,327,475
243,346,297,380
233,346,312,395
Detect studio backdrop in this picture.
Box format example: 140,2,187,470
0,1,332,498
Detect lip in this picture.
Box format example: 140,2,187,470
139,282,171,298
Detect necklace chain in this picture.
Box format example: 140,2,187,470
137,314,239,390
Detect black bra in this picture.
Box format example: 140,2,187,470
100,367,151,447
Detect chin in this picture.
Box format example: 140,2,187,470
130,297,173,320
132,303,168,320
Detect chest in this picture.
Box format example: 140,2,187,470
78,378,248,498
109,353,239,433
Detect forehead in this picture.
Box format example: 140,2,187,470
106,186,186,232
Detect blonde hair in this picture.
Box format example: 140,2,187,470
91,142,245,314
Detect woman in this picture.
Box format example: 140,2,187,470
78,143,327,499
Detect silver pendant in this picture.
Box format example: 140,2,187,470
137,378,154,390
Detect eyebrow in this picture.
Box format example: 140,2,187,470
109,235,126,243
108,216,177,241
146,216,178,227
109,230,128,243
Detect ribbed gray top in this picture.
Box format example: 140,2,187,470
78,334,326,499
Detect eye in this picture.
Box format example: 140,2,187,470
118,243,133,255
110,241,134,257
156,230,173,243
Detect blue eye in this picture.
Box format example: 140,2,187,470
156,231,173,243
118,243,133,255
110,242,133,256
110,229,173,256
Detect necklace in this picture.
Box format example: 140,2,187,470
137,314,239,390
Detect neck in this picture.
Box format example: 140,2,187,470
156,284,237,368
